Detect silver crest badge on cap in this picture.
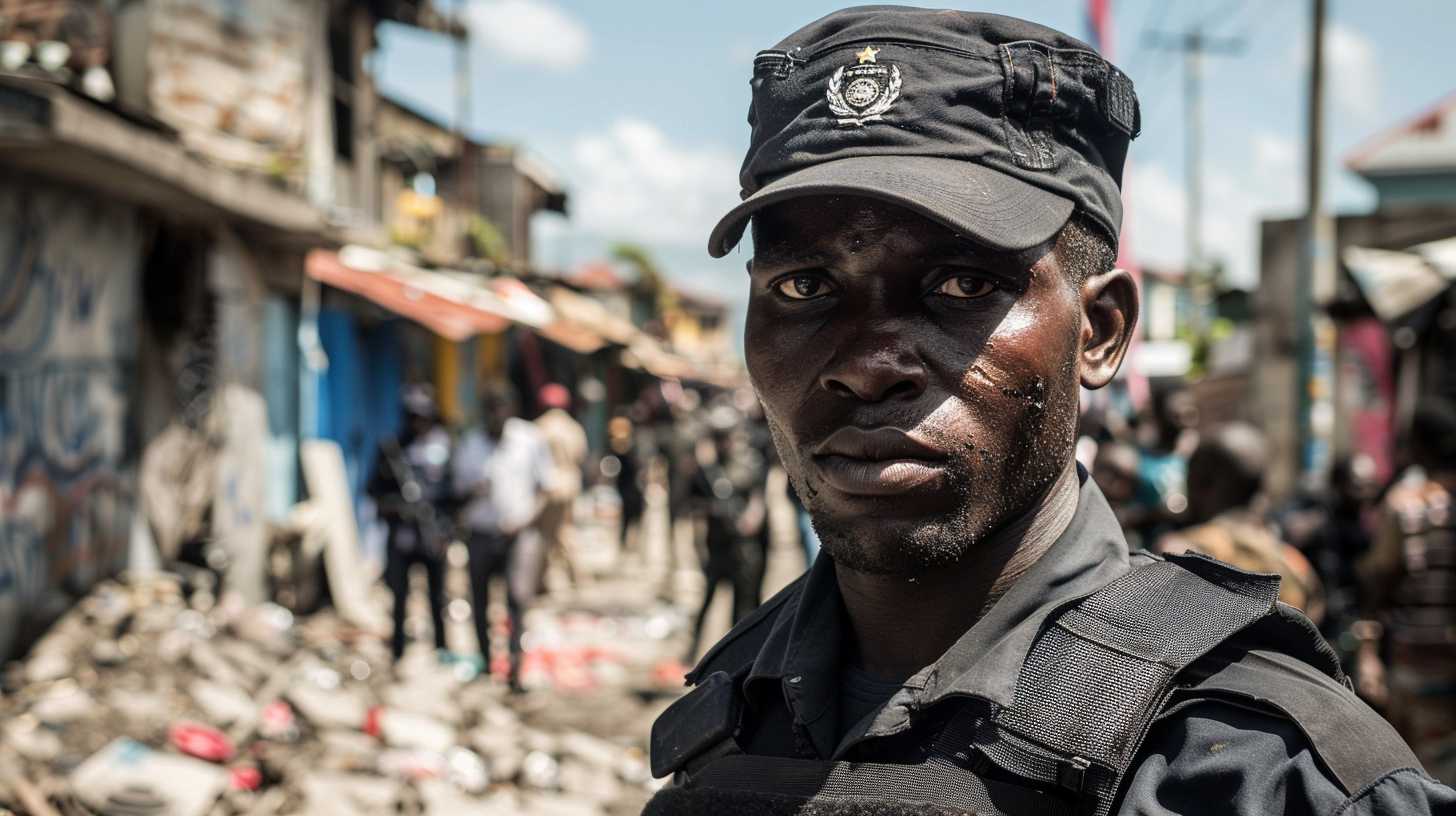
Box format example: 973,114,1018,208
826,46,902,127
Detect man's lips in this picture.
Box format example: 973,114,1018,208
811,427,948,497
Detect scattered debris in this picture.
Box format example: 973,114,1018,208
70,738,229,816
0,571,683,814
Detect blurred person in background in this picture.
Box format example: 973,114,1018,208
534,383,588,590
1358,398,1456,784
368,385,453,664
453,383,552,692
609,413,647,566
1157,423,1324,621
684,414,767,662
1130,387,1199,544
1091,440,1144,549
741,397,779,582
789,484,820,567
1288,454,1380,654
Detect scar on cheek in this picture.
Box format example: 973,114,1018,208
999,376,1047,415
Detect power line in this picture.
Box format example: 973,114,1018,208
1195,0,1255,32
1124,0,1177,78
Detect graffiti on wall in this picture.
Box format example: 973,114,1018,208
0,184,143,657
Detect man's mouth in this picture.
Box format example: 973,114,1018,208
811,427,948,497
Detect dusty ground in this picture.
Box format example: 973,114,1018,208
0,474,808,816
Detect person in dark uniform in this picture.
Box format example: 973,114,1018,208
646,8,1455,815
368,385,453,664
685,423,768,663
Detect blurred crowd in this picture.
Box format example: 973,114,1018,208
1082,388,1456,783
365,376,1455,785
365,379,791,684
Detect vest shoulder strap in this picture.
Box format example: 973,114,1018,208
1174,646,1421,796
974,552,1282,816
650,670,743,779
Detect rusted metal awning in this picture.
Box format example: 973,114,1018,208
497,278,608,354
1343,241,1456,324
621,336,744,387
546,286,639,346
306,248,517,341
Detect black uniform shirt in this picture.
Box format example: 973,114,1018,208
675,472,1456,814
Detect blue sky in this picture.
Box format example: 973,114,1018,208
376,1,1456,329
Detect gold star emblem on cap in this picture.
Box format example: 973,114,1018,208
855,46,880,64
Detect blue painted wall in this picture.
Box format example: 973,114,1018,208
316,309,403,519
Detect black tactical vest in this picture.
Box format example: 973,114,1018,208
646,552,1418,816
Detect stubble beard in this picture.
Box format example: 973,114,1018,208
772,369,1079,577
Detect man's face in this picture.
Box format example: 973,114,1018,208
484,398,514,438
745,196,1093,575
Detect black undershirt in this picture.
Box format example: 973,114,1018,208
838,664,905,738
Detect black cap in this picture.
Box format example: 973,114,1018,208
708,6,1140,258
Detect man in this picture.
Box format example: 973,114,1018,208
1130,388,1199,543
1156,423,1324,620
1359,398,1456,784
685,421,768,663
646,7,1453,815
453,383,551,691
609,413,647,566
534,383,588,588
1090,439,1141,546
367,385,452,663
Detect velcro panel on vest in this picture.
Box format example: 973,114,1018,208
680,753,1077,816
651,671,742,779
990,555,1279,812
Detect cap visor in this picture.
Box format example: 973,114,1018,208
708,155,1075,258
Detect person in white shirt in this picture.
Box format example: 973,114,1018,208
453,383,552,691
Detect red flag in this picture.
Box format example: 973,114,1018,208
1086,0,1148,408
1087,0,1114,56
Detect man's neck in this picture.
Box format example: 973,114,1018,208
836,463,1081,682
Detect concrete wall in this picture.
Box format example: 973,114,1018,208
0,182,145,658
136,0,313,182
208,233,271,604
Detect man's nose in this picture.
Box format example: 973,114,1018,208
818,332,927,403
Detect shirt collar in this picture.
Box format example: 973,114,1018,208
741,469,1134,754
744,546,841,708
917,470,1133,710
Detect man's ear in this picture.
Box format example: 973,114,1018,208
1079,267,1138,389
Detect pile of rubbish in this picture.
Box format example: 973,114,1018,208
0,573,676,815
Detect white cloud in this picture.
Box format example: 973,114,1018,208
1126,161,1186,270
1291,23,1381,122
465,0,589,71
565,118,742,247
1126,156,1272,289
1253,131,1296,174
1327,24,1380,120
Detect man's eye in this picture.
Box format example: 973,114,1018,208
934,276,996,299
775,275,829,300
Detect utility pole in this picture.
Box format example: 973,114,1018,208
1294,0,1330,485
454,0,472,145
1144,27,1243,331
